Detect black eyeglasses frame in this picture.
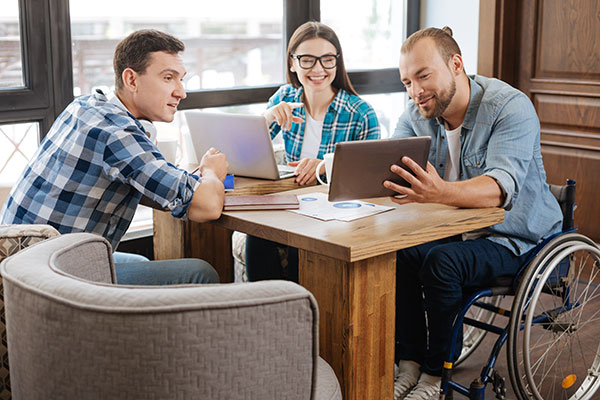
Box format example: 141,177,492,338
290,53,340,69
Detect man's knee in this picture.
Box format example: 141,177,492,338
419,247,460,286
184,258,220,284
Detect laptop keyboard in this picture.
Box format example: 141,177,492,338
278,165,296,178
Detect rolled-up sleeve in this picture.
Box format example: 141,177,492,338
482,93,539,210
103,129,202,220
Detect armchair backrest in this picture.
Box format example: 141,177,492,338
0,232,321,400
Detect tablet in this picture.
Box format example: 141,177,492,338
327,136,432,201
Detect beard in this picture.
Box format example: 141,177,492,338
415,78,456,119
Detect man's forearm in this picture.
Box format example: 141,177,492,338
441,175,504,208
188,170,225,222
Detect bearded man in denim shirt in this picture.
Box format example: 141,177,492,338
384,27,563,400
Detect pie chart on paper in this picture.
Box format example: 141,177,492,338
333,202,361,209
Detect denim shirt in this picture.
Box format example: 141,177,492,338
393,75,563,255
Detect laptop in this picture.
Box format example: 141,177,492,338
327,136,432,201
185,111,296,180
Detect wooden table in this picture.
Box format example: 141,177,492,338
153,176,308,282
154,182,504,399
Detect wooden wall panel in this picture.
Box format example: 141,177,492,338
479,0,600,242
540,145,600,241
535,94,600,132
535,0,600,81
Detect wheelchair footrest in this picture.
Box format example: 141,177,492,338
491,370,507,400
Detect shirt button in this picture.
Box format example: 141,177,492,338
439,163,443,168
441,136,445,140
476,161,480,165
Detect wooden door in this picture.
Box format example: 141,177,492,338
479,0,600,242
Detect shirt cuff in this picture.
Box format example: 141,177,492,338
170,175,202,220
484,169,515,210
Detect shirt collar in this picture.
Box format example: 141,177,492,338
293,86,347,115
107,91,156,141
434,75,482,131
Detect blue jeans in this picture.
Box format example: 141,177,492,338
395,236,532,376
245,235,298,282
113,252,219,285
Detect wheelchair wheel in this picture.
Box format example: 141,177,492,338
455,295,502,366
507,233,600,400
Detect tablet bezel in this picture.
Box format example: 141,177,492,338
327,136,432,201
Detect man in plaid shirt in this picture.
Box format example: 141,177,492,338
1,30,228,285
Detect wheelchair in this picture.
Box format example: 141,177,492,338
441,180,600,400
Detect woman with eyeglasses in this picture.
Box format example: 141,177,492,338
244,21,380,283
264,21,380,185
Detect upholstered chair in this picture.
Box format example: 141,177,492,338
0,232,341,400
0,224,60,399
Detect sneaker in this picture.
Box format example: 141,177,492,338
404,372,441,400
394,360,421,400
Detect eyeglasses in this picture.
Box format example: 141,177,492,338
291,53,339,69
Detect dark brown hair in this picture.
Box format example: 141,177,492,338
286,21,357,96
402,26,464,71
113,29,185,90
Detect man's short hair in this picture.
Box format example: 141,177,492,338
401,26,462,66
113,29,185,90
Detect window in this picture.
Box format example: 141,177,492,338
0,121,38,185
322,0,405,70
321,0,412,137
69,0,284,95
362,92,407,138
0,0,70,184
0,1,23,89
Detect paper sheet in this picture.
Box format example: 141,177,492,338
290,192,394,222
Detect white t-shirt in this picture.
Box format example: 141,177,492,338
443,124,462,182
300,113,323,159
443,123,487,241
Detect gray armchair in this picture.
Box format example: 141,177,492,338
0,232,341,400
0,224,60,399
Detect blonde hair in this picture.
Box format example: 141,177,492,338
402,26,463,70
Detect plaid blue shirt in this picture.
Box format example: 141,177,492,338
1,92,201,250
268,85,380,161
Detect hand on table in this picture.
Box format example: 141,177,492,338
288,157,323,186
199,147,229,182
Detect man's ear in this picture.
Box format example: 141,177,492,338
450,54,464,75
121,68,138,92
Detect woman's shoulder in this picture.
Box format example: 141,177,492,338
336,89,376,115
272,84,302,102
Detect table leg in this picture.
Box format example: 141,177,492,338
153,210,234,282
298,250,396,400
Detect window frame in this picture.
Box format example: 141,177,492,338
0,0,420,132
0,0,73,137
181,0,420,111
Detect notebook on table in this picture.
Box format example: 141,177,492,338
223,194,300,211
327,136,432,201
185,111,295,180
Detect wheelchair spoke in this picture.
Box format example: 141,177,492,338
508,235,600,400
